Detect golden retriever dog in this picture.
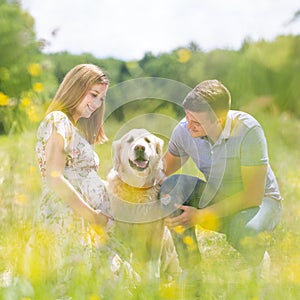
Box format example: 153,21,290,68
107,128,181,280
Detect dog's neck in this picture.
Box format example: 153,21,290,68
119,178,156,190
114,174,161,205
117,170,158,189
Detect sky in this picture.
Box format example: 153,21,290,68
20,0,300,61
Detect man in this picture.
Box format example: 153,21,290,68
159,79,282,272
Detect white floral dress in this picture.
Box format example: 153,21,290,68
35,111,140,293
35,111,112,235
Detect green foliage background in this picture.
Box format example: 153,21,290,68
0,1,300,133
0,0,300,299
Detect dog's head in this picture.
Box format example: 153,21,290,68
111,128,164,188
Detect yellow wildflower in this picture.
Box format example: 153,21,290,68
0,92,9,106
27,63,42,77
21,97,31,107
183,235,197,251
183,235,195,246
89,294,101,300
198,210,220,231
15,193,27,205
29,165,36,173
160,281,183,299
33,82,44,93
84,224,108,247
176,48,191,63
27,105,42,122
174,225,185,234
91,224,106,236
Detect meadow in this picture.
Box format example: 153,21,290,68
0,106,300,300
1,2,299,298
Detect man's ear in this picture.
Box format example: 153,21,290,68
217,116,226,128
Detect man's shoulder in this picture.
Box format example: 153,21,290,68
174,118,188,132
171,118,192,143
229,110,261,130
178,117,188,126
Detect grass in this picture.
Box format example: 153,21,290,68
0,109,300,299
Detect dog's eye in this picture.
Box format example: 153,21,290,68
127,136,134,143
144,137,151,143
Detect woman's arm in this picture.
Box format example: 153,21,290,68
45,129,111,226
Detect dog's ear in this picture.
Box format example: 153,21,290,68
155,136,164,156
112,139,122,171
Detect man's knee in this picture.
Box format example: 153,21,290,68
159,175,204,206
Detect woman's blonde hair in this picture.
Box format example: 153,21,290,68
46,64,109,144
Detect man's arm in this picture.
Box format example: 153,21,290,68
204,164,267,217
163,150,189,176
165,164,267,229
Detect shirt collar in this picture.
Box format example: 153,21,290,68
222,111,232,140
213,111,232,145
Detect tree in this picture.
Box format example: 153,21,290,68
0,0,42,134
286,9,300,25
0,0,41,97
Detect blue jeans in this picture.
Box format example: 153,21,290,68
159,174,282,267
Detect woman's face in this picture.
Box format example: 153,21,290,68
73,83,108,123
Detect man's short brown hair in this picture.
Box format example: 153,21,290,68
182,79,231,120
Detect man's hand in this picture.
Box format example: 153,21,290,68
165,205,221,231
164,205,199,229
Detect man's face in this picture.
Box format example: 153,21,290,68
185,110,220,139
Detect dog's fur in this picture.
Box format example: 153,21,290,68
107,129,180,279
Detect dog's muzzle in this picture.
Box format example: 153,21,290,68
129,144,149,171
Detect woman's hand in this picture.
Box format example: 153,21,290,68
94,210,114,227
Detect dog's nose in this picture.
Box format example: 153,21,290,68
134,144,145,153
